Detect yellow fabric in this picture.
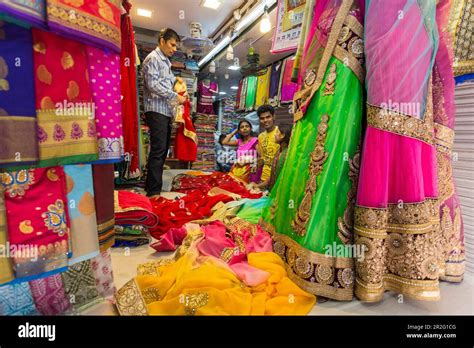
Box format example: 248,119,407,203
229,163,251,183
257,127,280,182
255,69,271,107
0,193,14,285
117,228,316,315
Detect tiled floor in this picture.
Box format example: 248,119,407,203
82,170,474,315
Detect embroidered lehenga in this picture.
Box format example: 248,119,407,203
260,0,365,301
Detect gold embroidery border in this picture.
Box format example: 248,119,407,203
434,122,454,154
293,0,354,122
366,103,434,145
115,278,148,316
47,0,121,51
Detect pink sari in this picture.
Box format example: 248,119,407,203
354,0,441,302
433,0,465,282
229,137,259,183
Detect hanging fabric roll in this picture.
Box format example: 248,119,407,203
92,164,115,252
1,167,70,279
255,68,271,108
120,0,141,179
64,164,100,265
244,75,257,111
86,46,124,163
32,28,99,166
0,22,39,168
45,0,121,53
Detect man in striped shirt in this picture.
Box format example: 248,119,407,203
142,28,186,198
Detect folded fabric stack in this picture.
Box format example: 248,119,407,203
113,190,159,247
193,114,218,170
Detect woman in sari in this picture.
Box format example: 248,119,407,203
354,0,440,302
222,120,259,184
260,0,365,301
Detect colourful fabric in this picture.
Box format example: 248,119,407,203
2,167,70,278
235,79,243,111
236,197,270,225
0,22,39,168
174,83,197,162
244,76,257,111
87,46,124,162
279,57,298,104
0,282,38,315
0,188,14,285
0,0,46,27
268,147,288,190
239,77,248,111
64,164,99,265
354,0,440,302
32,28,98,166
61,258,101,311
197,81,218,114
448,0,473,77
257,127,280,183
149,191,234,239
229,137,259,184
115,230,315,315
292,0,315,83
261,1,365,301
46,0,121,52
91,249,116,299
120,1,140,179
150,226,187,252
255,68,271,107
92,163,115,251
29,273,71,315
114,190,159,229
434,0,465,283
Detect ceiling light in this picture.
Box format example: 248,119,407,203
228,65,240,70
231,86,239,90
201,0,222,10
260,7,271,33
137,8,152,18
198,36,230,67
219,92,227,95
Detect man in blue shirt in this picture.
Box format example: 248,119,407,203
142,28,186,197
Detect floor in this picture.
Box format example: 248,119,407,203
82,170,474,315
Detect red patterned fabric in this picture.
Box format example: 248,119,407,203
29,273,71,315
174,95,197,162
114,190,158,228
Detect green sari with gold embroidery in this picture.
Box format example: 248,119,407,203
260,0,365,301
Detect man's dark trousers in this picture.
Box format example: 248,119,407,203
145,111,171,196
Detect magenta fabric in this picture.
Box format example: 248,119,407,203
197,81,218,114
150,227,187,252
236,137,258,160
198,221,273,287
279,58,298,104
29,273,72,315
87,46,124,162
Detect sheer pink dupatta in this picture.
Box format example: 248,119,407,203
433,0,465,282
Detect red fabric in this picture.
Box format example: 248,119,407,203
120,0,140,179
150,227,187,252
171,172,262,199
174,96,197,162
149,191,233,239
115,190,158,228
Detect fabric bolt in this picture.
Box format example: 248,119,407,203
353,0,441,302
64,164,99,265
46,0,121,52
261,0,365,301
255,68,271,108
279,57,298,104
114,190,159,229
28,273,71,315
92,164,115,251
0,22,39,168
61,258,101,311
32,28,98,166
244,76,257,111
86,46,124,162
2,167,70,279
90,249,116,299
0,0,46,27
0,282,39,315
120,0,140,179
0,188,15,285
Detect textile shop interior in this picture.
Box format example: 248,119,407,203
0,0,473,317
